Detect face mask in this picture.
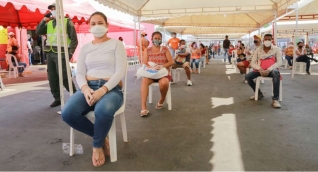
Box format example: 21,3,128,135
89,25,108,37
152,40,162,46
51,10,56,18
180,45,186,48
299,46,303,49
253,40,258,43
264,40,271,47
193,45,197,48
288,44,293,47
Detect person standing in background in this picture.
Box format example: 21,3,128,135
27,38,33,65
36,3,78,107
137,31,149,63
6,32,19,53
167,32,180,58
119,37,126,47
222,35,230,63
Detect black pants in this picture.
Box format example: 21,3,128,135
296,55,311,72
47,52,76,101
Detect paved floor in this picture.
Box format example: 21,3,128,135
1,56,318,171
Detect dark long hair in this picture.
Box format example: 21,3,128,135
89,11,108,24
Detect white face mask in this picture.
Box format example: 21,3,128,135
89,25,108,38
51,10,56,18
288,44,293,47
180,45,186,48
264,40,272,47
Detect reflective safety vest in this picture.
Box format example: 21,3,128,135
45,18,71,53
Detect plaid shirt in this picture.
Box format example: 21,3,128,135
251,45,282,71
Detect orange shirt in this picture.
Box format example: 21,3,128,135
167,38,180,50
7,37,18,52
191,48,201,59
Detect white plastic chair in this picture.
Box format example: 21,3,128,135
148,81,172,110
254,76,282,102
232,50,240,73
0,76,5,91
69,63,128,162
295,62,311,74
172,68,184,82
5,54,25,78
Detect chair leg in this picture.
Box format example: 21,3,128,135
120,113,128,142
255,78,261,101
167,84,172,110
279,80,283,102
69,128,75,156
148,85,153,104
172,69,176,82
109,121,117,162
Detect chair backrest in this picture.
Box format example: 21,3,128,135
5,54,18,68
122,62,129,110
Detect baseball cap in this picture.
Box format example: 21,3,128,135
253,35,262,41
48,3,55,10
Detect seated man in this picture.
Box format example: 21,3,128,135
6,46,27,77
245,34,282,108
172,39,192,86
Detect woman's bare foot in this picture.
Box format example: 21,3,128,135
92,147,105,167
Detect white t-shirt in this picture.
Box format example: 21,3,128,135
76,39,127,91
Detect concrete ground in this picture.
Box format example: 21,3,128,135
1,56,318,171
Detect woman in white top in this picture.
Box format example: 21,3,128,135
61,12,127,167
295,42,317,75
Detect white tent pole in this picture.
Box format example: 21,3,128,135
292,2,298,80
59,0,73,97
55,0,65,108
274,11,278,46
133,16,137,57
163,26,166,44
133,16,137,72
138,16,142,64
248,31,251,47
258,28,261,35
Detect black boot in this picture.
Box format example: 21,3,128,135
50,100,61,107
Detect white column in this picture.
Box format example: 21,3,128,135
305,32,309,44
292,2,299,80
138,16,142,64
248,31,251,47
133,16,137,57
274,11,278,46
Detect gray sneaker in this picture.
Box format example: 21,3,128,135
272,100,281,108
250,93,264,100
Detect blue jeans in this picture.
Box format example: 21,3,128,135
191,59,200,69
245,69,281,100
13,62,26,74
169,48,175,57
223,49,229,62
200,55,205,67
285,55,293,66
28,52,32,65
62,80,123,148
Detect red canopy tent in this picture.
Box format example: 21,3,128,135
0,0,145,68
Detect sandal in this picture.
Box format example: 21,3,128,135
103,137,110,157
92,147,105,167
155,102,164,109
140,110,149,117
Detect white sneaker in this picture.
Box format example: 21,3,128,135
187,80,192,86
272,100,281,108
